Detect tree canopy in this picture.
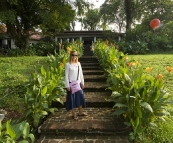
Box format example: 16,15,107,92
0,0,75,50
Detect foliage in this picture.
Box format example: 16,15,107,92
120,21,173,53
40,1,75,35
94,40,173,141
65,40,84,57
118,40,148,54
28,42,58,56
100,0,126,32
0,0,75,50
17,40,83,128
20,50,68,127
0,120,35,143
83,8,101,30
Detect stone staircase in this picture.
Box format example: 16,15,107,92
36,55,131,143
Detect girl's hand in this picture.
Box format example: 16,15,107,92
81,84,84,89
67,87,70,91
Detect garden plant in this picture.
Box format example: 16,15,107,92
94,40,173,142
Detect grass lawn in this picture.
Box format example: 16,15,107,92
0,54,173,142
0,56,48,111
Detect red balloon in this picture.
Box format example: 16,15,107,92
150,18,160,29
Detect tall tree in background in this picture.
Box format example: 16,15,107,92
83,8,101,30
100,0,126,32
70,0,90,31
0,0,75,50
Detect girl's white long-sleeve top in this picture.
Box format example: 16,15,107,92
65,62,84,88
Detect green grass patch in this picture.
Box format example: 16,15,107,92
0,56,48,110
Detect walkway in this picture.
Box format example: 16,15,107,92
36,45,131,143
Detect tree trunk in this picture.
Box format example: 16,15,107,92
124,0,133,31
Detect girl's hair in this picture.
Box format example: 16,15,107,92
69,50,78,63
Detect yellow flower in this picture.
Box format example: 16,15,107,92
145,67,153,72
136,61,140,66
66,47,70,50
157,74,163,80
166,66,172,73
114,58,117,62
124,56,128,61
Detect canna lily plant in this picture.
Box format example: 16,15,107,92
94,40,173,141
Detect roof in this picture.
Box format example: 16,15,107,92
55,30,125,38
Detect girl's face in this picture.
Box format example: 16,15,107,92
71,52,78,62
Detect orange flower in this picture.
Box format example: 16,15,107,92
60,63,63,67
157,74,163,80
145,67,153,72
166,66,172,73
128,62,134,67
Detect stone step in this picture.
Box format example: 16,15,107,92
84,74,106,82
82,66,101,70
84,82,108,92
37,134,130,143
38,108,131,136
79,57,98,63
81,63,100,67
83,70,104,75
52,92,114,108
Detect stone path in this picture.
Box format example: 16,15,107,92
36,46,131,143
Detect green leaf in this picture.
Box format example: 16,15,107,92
41,86,47,96
112,109,126,115
140,102,153,113
6,120,16,140
136,105,142,118
41,111,48,115
18,140,29,143
49,108,55,114
27,134,35,143
113,103,127,108
22,123,29,139
134,117,140,130
56,98,63,105
41,66,46,75
124,122,131,127
111,91,122,98
124,73,131,83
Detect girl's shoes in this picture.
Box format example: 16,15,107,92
72,116,78,121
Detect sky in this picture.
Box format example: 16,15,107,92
75,0,105,30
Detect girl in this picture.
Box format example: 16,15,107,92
65,50,87,120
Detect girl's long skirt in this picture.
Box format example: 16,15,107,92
66,89,86,111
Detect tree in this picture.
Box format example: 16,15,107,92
100,0,126,32
0,0,75,50
83,8,101,30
